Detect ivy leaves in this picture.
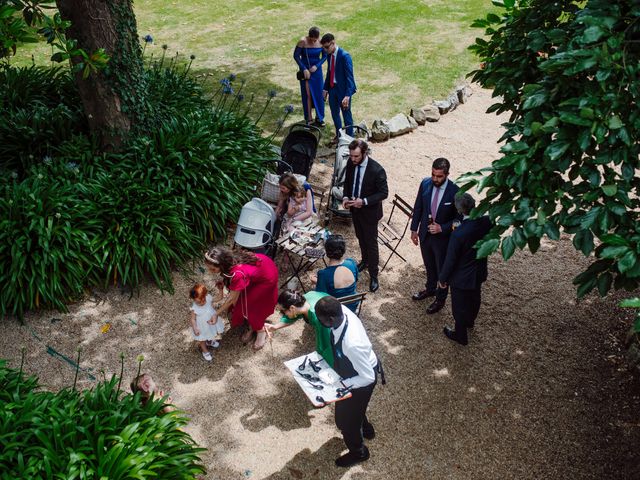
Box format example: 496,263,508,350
467,0,640,298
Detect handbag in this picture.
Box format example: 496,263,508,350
261,172,306,204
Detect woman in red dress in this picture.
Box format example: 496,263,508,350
204,247,278,351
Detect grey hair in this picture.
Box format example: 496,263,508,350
455,193,476,216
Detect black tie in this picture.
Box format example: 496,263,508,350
353,165,361,198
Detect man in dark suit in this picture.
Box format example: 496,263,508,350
321,33,357,140
410,157,460,314
438,193,492,345
342,139,388,292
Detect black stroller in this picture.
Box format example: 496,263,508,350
327,125,370,223
277,122,321,180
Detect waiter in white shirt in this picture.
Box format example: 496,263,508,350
315,295,384,468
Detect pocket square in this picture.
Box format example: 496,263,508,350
444,202,452,205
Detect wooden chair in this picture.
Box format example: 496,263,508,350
337,292,367,317
378,194,414,272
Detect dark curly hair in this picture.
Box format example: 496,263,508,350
324,235,346,260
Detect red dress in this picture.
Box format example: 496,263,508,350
228,254,279,330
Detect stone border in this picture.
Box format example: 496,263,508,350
367,84,474,142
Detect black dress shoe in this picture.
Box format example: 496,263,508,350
369,277,379,293
363,423,376,440
443,326,468,345
357,261,368,272
426,300,445,314
335,446,370,468
412,289,435,301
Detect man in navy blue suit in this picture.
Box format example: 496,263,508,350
410,157,460,314
438,193,492,345
321,33,357,140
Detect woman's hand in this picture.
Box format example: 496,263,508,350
310,66,317,73
303,68,311,80
193,327,200,336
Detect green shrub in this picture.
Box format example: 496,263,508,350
0,360,206,479
0,63,274,318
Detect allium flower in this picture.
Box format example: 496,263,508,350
209,154,215,161
223,85,234,95
143,34,153,44
55,212,61,219
237,94,245,101
268,89,277,98
219,78,231,87
161,44,168,50
190,54,196,60
11,171,18,179
228,73,236,81
284,104,294,113
37,173,43,179
43,156,52,165
66,161,78,170
136,354,144,363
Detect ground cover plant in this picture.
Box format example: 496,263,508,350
0,358,206,478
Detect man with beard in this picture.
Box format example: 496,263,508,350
410,157,460,314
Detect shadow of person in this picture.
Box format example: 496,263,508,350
261,437,345,480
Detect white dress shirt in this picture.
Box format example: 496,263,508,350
331,305,377,389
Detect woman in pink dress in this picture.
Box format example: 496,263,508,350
204,246,278,351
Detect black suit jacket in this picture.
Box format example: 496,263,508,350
343,157,388,221
439,216,492,290
410,178,460,244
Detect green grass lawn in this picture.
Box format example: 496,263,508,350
12,0,494,138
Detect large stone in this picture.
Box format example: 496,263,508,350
456,84,470,104
410,107,427,125
408,115,418,129
370,119,390,142
447,93,460,113
388,113,414,137
423,105,441,122
433,99,453,114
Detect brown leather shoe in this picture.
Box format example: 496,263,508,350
412,289,435,301
426,300,445,314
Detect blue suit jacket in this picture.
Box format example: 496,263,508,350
410,178,460,244
439,216,492,290
324,48,357,99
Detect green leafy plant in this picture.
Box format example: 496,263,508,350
0,359,206,479
464,0,640,298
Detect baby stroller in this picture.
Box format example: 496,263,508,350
234,197,277,255
327,125,370,224
277,122,321,180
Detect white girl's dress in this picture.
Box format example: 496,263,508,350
190,294,224,341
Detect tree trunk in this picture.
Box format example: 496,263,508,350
55,0,146,151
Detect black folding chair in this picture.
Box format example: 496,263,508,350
337,292,367,317
378,194,414,272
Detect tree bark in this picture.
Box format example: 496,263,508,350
55,0,145,151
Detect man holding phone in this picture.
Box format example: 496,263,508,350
342,139,388,292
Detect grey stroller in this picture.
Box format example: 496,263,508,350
327,125,369,224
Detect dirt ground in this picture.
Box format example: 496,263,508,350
2,87,640,479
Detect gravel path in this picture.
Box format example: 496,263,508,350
1,87,639,479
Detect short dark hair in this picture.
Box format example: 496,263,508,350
320,33,335,45
308,26,320,38
277,289,306,309
455,192,475,216
432,157,450,174
348,138,369,156
325,235,346,260
315,296,344,328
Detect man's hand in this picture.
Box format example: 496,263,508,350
437,281,447,289
323,90,328,101
341,96,350,109
410,231,419,246
351,198,364,208
342,197,351,209
428,222,442,234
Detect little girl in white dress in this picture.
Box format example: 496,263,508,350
189,283,224,361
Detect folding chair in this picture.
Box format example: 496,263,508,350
378,194,414,272
337,292,367,317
